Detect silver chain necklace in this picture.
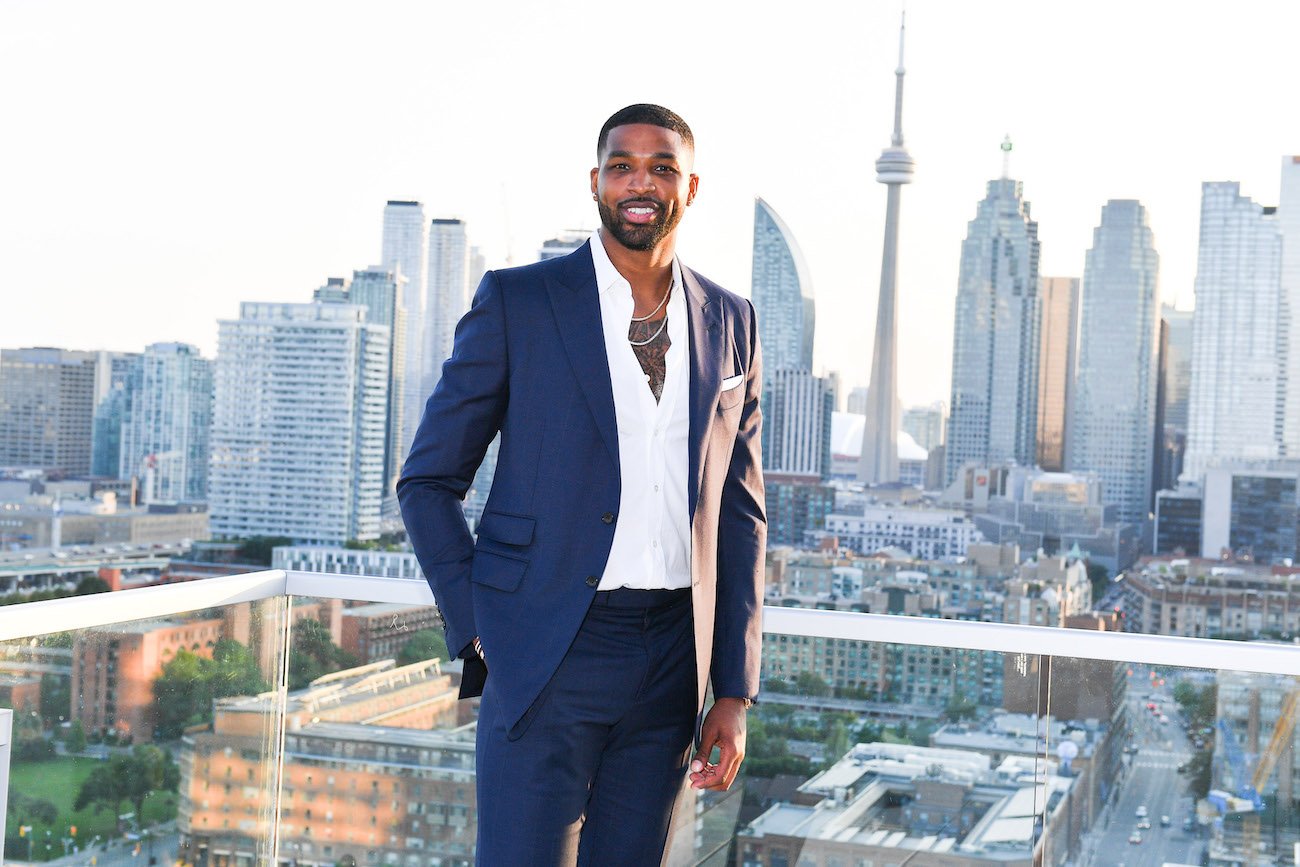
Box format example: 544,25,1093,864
630,283,671,323
628,315,668,347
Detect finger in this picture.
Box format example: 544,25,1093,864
708,739,737,790
721,745,745,790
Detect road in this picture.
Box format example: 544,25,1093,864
5,830,178,867
1082,678,1204,867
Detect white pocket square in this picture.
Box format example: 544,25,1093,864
721,374,744,391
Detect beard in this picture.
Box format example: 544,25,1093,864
596,197,683,251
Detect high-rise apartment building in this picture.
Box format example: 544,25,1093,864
381,201,428,464
1279,158,1300,459
762,369,833,478
945,177,1042,484
1155,306,1193,494
750,197,815,377
119,342,212,503
89,350,142,478
901,402,946,452
1184,182,1283,478
348,267,407,492
1036,277,1079,471
1068,201,1160,525
0,347,99,474
423,218,470,400
538,230,589,261
209,302,389,544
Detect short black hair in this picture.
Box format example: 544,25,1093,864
597,104,694,159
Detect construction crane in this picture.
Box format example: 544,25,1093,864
1208,684,1300,866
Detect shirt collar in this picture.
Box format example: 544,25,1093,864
590,230,682,298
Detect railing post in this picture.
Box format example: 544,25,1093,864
0,707,11,863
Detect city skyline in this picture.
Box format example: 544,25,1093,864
4,1,1298,408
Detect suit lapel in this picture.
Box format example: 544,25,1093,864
546,242,620,469
685,266,724,523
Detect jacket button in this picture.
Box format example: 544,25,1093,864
585,575,599,587
601,512,615,524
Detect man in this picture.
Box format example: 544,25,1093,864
398,103,765,865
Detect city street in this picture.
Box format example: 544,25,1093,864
4,830,178,867
1082,678,1204,867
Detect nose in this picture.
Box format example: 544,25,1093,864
628,167,656,194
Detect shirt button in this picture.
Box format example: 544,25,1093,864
601,512,615,524
654,485,660,492
652,540,659,548
585,575,599,587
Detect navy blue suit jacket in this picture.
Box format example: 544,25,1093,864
398,241,766,732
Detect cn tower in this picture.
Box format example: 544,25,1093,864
859,14,915,484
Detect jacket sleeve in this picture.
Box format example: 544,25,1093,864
712,299,766,702
397,271,509,661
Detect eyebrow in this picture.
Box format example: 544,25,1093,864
605,150,680,161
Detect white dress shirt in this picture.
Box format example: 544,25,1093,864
590,232,692,591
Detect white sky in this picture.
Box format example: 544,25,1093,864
2,0,1298,407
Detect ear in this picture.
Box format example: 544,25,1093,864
590,167,599,198
687,173,700,206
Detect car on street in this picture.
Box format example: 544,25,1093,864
1136,805,1148,818
1161,815,1171,827
1128,832,1143,844
1137,819,1152,830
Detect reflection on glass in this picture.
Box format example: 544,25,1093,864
1051,658,1300,867
2,597,287,865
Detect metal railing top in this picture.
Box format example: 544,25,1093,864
0,569,1296,677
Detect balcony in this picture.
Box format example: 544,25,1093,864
1,571,1299,866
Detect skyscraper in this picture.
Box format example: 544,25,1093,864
763,369,834,478
119,342,213,502
349,266,407,494
1155,305,1192,493
0,347,98,474
1280,157,1300,456
381,201,428,463
423,218,470,399
859,17,914,485
945,162,1042,484
90,351,142,477
750,197,814,376
1068,200,1161,525
1183,182,1283,478
538,231,588,261
1035,277,1079,472
209,302,389,544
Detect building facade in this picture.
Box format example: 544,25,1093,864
381,201,428,465
0,348,99,474
1068,200,1161,526
209,303,389,544
946,178,1042,484
423,218,470,401
825,505,983,560
762,369,834,477
1036,277,1080,472
1184,182,1284,478
347,266,408,494
119,342,213,503
750,197,814,379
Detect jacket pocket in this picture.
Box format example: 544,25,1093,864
476,510,536,546
470,548,529,592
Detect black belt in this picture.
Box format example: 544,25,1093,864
592,586,691,609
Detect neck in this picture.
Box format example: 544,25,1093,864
597,228,677,289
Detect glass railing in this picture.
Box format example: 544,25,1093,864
2,571,1299,866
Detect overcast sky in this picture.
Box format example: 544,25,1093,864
3,0,1298,406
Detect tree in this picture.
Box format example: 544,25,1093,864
1086,562,1109,603
289,618,361,689
66,719,88,753
39,672,71,725
398,629,450,666
74,745,179,822
945,692,978,722
153,639,269,739
792,671,832,698
7,792,58,825
75,575,111,596
825,719,851,762
235,536,292,566
1181,748,1213,799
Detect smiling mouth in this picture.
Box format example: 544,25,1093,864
620,201,661,225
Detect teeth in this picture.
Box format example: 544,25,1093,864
628,207,653,214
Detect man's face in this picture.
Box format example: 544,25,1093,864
591,123,698,252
